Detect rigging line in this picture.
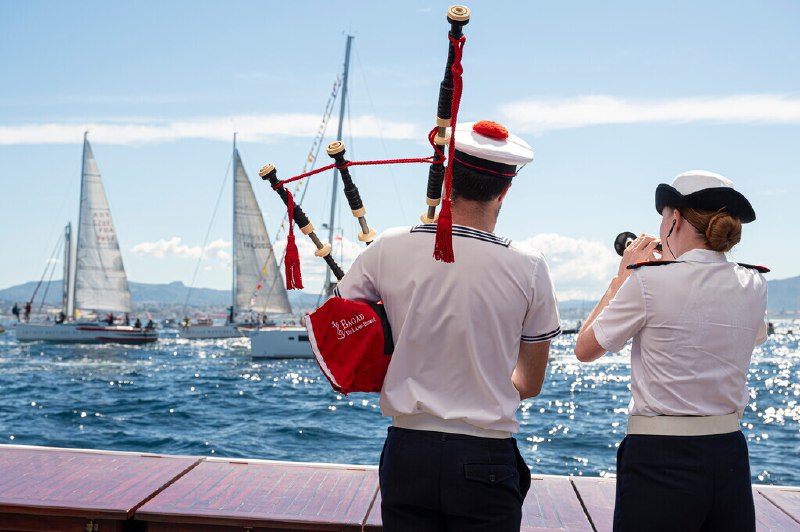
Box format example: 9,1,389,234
267,75,341,247
38,158,81,282
274,79,341,242
354,46,408,221
258,76,343,316
181,154,233,318
37,235,64,316
29,230,65,308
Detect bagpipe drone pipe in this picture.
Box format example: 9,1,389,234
257,6,471,393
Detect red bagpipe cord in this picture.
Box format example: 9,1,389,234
272,137,444,290
433,35,466,263
284,190,303,290
272,131,446,290
272,140,444,188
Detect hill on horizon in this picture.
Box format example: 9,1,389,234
0,280,322,314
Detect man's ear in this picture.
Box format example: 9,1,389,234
498,182,512,202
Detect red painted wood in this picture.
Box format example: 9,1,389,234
2,444,796,532
136,459,379,530
0,445,200,520
520,475,593,531
756,486,800,529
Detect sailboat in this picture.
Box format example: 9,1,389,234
16,133,158,344
179,137,292,339
250,36,355,359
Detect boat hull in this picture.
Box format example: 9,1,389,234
250,327,313,358
15,322,158,344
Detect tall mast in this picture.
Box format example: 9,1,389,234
72,131,88,319
324,34,354,295
62,223,72,317
231,132,238,323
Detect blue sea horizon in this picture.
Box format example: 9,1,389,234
0,320,798,487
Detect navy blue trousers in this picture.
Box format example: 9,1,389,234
614,431,755,532
379,426,531,532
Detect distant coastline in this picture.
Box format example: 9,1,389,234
2,276,799,317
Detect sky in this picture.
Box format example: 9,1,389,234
1,0,798,301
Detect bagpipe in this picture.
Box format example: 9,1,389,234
258,6,471,394
258,5,471,289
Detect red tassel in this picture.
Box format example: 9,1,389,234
433,198,454,262
284,191,304,290
285,234,303,290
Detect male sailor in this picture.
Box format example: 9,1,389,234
334,120,561,531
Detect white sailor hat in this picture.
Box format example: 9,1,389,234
655,170,756,223
451,120,534,179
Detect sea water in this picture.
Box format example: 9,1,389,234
0,322,798,486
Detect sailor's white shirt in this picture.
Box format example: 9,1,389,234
335,224,560,435
593,248,768,417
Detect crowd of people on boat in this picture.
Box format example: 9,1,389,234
9,304,154,330
181,309,282,328
102,312,154,330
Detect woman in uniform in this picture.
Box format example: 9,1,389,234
575,170,768,532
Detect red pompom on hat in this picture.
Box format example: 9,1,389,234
472,120,509,140
452,121,534,167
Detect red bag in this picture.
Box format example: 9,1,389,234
303,297,394,395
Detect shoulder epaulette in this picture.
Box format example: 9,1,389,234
626,260,682,270
737,263,770,273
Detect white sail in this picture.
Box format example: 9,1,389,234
233,148,291,314
73,136,132,313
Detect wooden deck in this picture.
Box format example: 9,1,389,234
0,444,798,531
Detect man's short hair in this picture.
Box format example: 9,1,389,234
451,164,510,202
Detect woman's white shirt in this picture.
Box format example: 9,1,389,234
593,249,768,417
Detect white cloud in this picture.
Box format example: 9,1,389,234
127,234,362,293
516,233,619,300
5,93,795,145
279,232,617,300
502,94,800,133
129,233,618,300
0,114,420,145
130,237,231,267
